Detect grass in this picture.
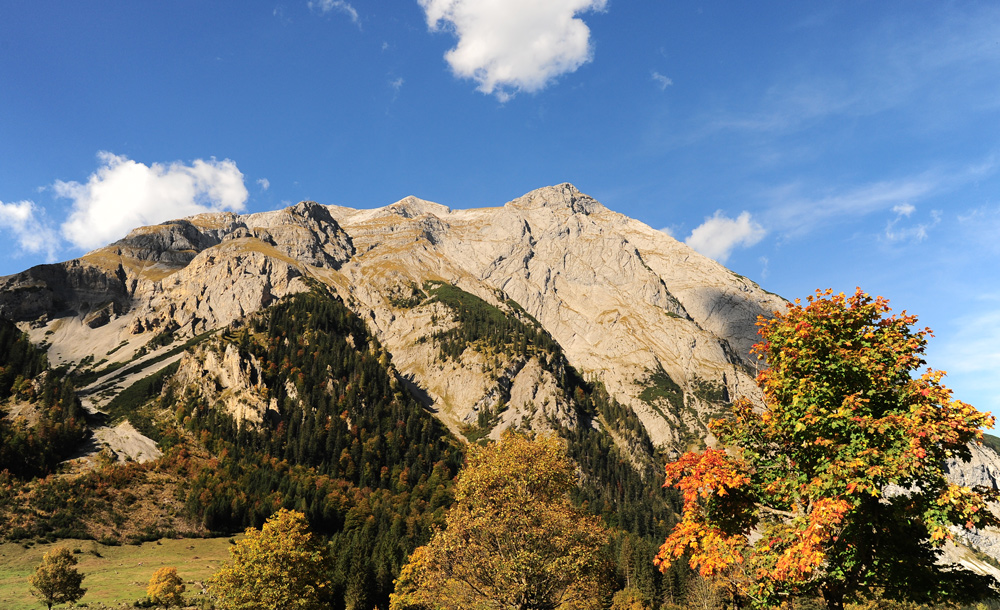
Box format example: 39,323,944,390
0,537,234,609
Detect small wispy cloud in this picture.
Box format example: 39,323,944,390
758,256,770,280
762,159,998,240
892,203,915,217
685,210,766,263
308,0,360,27
389,77,404,92
418,0,607,101
273,5,291,24
0,199,59,261
257,178,271,191
692,5,1000,144
763,174,943,240
883,206,939,243
651,71,673,90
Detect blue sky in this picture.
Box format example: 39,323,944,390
2,1,999,420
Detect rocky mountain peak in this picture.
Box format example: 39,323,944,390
384,196,452,219
245,200,354,269
504,183,605,216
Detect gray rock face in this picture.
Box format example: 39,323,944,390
0,259,130,322
245,201,355,268
943,442,1000,563
946,442,1000,489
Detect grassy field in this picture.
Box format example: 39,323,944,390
0,537,235,609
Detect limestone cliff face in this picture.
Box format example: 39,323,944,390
3,183,782,449
173,341,272,424
326,184,784,446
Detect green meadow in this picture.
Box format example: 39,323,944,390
0,537,234,609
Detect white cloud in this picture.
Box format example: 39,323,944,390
651,71,673,90
0,199,59,260
55,152,248,251
257,178,271,191
957,204,1000,254
685,211,766,263
418,0,607,100
389,77,404,92
759,255,770,280
884,206,939,243
308,0,360,26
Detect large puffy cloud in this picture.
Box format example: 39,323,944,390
418,0,606,100
56,152,248,250
685,211,766,263
0,199,59,260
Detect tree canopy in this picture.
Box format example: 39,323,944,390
147,566,185,608
655,288,999,609
28,547,86,609
390,432,611,610
209,508,333,610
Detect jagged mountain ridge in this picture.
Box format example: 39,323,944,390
0,183,783,448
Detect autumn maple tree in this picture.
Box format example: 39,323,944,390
390,432,610,610
655,288,999,609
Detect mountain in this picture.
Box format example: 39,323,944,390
0,184,783,449
1,183,998,606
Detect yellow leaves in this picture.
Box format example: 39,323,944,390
147,567,185,608
29,547,86,608
768,498,850,583
209,509,332,610
656,519,746,578
393,433,610,610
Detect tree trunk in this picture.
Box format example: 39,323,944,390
821,584,844,610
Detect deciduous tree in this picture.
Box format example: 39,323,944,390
147,566,185,608
390,432,611,610
29,547,86,609
656,289,999,609
209,508,333,610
